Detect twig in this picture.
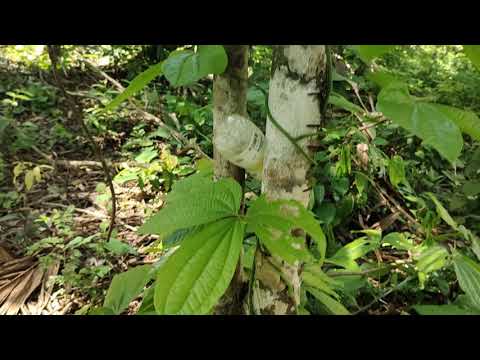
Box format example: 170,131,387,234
42,202,137,232
47,47,117,243
351,276,413,315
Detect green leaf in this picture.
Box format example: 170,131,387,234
162,45,228,87
137,285,156,315
105,62,163,112
382,232,414,251
246,195,326,265
351,45,397,63
413,304,478,315
329,237,380,270
377,83,463,164
416,245,449,275
462,181,480,197
154,217,245,315
302,268,340,299
426,192,458,230
103,264,153,314
313,184,325,207
388,155,406,187
433,104,480,141
135,147,158,164
329,92,364,114
367,70,402,89
463,45,480,70
306,287,350,315
139,176,242,238
88,307,116,315
24,170,35,190
315,202,336,225
105,238,137,256
354,172,369,195
453,252,480,310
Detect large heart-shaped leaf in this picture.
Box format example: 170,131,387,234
154,217,245,315
433,104,480,141
139,175,242,238
162,45,228,87
377,83,463,163
246,195,326,265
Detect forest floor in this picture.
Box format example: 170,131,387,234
0,66,190,314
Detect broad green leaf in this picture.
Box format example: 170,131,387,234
453,252,480,309
388,155,406,187
463,45,480,70
315,202,336,225
377,83,463,164
163,227,196,249
416,245,449,275
382,232,414,251
105,62,163,112
302,269,340,299
433,104,480,141
162,45,228,87
329,237,380,270
306,287,350,315
329,92,364,114
426,192,458,230
154,218,245,315
413,304,478,315
196,45,228,76
367,69,402,89
139,176,242,238
135,147,158,164
352,45,397,63
246,195,326,265
103,264,153,314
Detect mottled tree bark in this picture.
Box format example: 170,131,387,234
212,45,249,314
251,45,329,315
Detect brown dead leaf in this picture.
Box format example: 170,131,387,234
33,261,60,314
0,247,13,264
0,265,45,315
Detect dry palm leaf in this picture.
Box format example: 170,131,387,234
0,247,13,264
0,264,45,315
0,250,60,315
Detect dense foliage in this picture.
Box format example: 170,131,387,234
0,45,479,315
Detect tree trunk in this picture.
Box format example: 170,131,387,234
212,45,249,314
251,45,329,315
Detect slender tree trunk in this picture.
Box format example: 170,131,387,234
212,45,250,314
251,45,329,315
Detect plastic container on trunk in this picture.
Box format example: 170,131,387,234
214,114,265,179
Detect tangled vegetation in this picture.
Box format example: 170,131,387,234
0,45,479,315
